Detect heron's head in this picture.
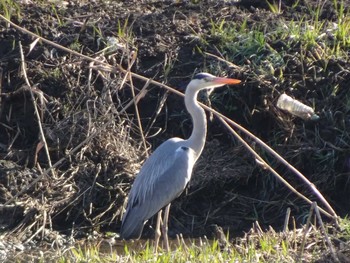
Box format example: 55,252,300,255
187,72,241,92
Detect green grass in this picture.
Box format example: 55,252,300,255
52,217,350,262
50,4,63,26
0,0,20,21
205,0,350,78
266,0,282,14
116,17,136,47
198,0,350,133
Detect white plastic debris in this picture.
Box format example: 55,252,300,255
276,94,319,120
106,37,127,52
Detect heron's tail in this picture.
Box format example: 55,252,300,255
120,211,145,240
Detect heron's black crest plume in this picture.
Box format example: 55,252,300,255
193,72,213,80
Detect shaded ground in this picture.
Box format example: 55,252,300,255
0,0,350,259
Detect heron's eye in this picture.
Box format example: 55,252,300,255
204,77,214,82
180,146,189,152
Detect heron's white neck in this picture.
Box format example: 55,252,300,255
183,88,207,161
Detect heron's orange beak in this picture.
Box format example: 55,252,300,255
213,77,241,85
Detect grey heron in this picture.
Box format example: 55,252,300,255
120,72,241,250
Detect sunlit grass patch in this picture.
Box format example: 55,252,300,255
205,0,350,77
56,217,350,262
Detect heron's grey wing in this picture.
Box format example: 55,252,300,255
120,139,195,240
141,146,196,217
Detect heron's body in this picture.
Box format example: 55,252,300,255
120,138,195,239
120,73,241,242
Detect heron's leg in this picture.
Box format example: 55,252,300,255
154,209,163,252
162,203,171,252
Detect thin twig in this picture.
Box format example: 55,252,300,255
204,51,242,70
117,79,151,115
126,50,148,156
0,67,3,118
314,203,339,262
0,14,124,75
283,207,291,233
219,117,333,218
298,202,315,263
19,42,55,177
218,114,338,219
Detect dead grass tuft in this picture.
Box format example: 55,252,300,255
0,30,143,246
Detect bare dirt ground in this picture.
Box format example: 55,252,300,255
0,0,350,257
